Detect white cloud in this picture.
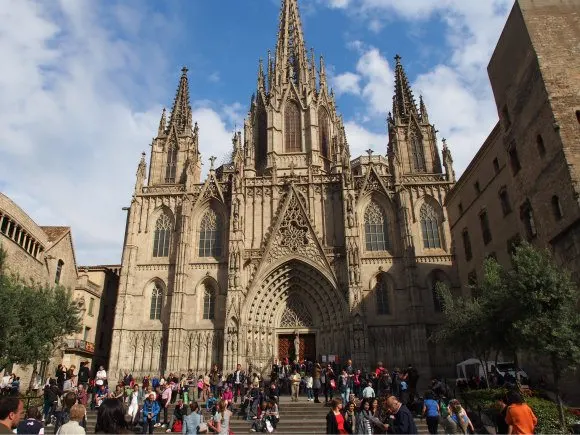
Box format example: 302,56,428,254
344,121,386,158
333,72,362,96
0,0,235,265
321,0,512,174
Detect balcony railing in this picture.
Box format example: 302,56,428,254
65,339,95,354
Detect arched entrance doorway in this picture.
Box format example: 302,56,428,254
241,259,348,372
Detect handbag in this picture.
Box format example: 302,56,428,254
173,420,183,433
330,379,336,390
197,422,208,433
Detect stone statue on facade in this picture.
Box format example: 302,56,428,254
294,331,300,362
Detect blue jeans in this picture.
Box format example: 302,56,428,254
307,388,313,399
342,387,351,405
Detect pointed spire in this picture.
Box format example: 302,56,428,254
442,138,455,182
274,0,310,88
257,58,265,91
392,55,418,121
419,95,429,123
135,152,147,193
319,55,327,91
168,66,192,134
158,108,167,136
310,48,317,91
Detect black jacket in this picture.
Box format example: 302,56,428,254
388,404,417,434
326,410,339,434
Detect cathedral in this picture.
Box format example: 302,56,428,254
108,0,458,381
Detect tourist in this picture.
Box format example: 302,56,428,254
344,360,355,403
42,379,60,425
446,399,474,434
405,364,419,403
15,406,43,434
94,384,108,408
422,391,440,434
161,383,172,428
56,404,85,435
141,393,160,434
209,365,220,397
206,392,217,414
495,394,509,435
265,398,280,431
0,397,24,433
505,391,537,435
326,398,347,434
353,370,362,398
55,366,66,391
207,399,232,435
339,369,350,406
95,366,107,386
324,364,336,404
221,385,233,405
362,381,375,399
312,363,322,403
77,362,90,391
356,398,385,434
183,402,205,434
127,384,142,428
290,369,301,402
55,392,85,434
305,372,314,402
344,401,357,434
232,364,246,403
77,384,88,407
166,399,186,433
385,395,417,434
10,377,20,396
95,398,130,434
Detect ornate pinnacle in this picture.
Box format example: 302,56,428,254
393,55,418,120
419,95,429,123
209,155,217,171
158,108,167,135
257,58,265,91
168,67,192,134
366,149,374,159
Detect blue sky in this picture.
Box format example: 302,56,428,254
0,0,513,265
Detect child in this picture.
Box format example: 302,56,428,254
305,374,314,402
206,392,217,415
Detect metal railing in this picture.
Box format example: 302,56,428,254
65,339,95,354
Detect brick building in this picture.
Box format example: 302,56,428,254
447,0,580,389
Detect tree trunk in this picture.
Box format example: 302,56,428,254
27,361,38,393
552,358,567,432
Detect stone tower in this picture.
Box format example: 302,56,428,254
108,0,458,382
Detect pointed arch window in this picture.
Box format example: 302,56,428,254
150,283,163,320
199,209,222,257
285,101,302,152
420,202,442,249
364,201,389,251
165,143,178,183
203,284,216,320
153,214,172,257
318,108,330,159
375,274,390,315
411,134,426,172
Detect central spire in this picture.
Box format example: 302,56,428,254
392,55,418,121
168,66,192,134
274,0,310,88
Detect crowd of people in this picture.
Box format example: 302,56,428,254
0,357,539,434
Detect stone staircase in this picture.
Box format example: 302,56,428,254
84,396,430,434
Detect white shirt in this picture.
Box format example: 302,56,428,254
362,386,375,398
96,370,107,380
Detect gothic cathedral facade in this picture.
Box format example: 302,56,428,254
109,0,458,381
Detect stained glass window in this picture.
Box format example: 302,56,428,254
203,284,215,320
150,283,163,320
285,101,302,152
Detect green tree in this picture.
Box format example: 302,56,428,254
0,245,82,389
505,243,580,430
432,277,496,384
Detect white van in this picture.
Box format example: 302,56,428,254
455,358,529,385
